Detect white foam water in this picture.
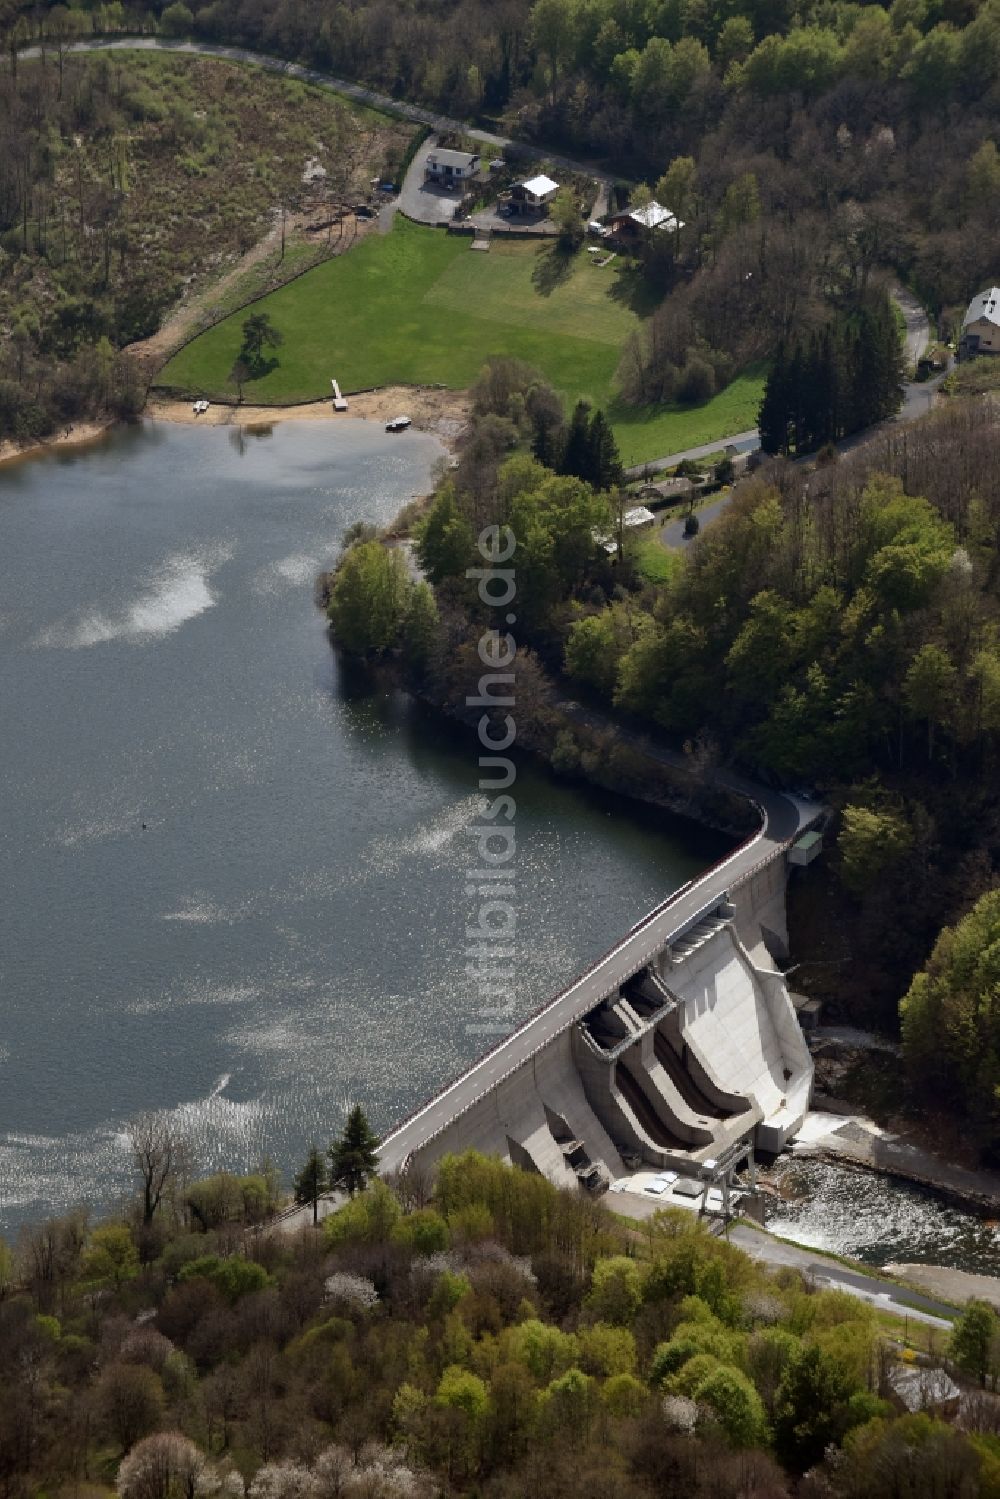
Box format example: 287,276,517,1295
35,543,232,649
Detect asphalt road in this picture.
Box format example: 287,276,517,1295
31,38,616,184
729,1226,956,1327
894,281,931,370
626,431,759,480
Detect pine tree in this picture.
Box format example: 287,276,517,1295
561,400,593,480
586,409,622,489
329,1105,380,1197
293,1144,328,1226
787,342,808,455
758,342,791,455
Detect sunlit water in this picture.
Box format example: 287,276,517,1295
767,1158,1000,1275
0,418,728,1232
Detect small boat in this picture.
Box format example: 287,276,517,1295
385,415,412,433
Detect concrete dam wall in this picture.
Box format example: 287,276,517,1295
379,797,820,1193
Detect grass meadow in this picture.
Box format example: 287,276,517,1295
160,217,765,465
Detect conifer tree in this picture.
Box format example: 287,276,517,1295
561,399,593,480
293,1144,328,1226
329,1105,380,1197
758,342,791,455
586,409,623,489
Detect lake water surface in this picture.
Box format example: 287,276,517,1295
0,418,726,1230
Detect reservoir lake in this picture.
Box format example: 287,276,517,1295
0,418,726,1230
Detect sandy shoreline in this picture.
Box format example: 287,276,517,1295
0,387,471,472
147,387,471,450
0,421,113,470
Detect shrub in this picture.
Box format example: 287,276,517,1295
677,357,716,404
160,2,194,37
177,1255,271,1303
585,1257,643,1326
602,1372,648,1417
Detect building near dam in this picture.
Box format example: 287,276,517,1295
379,781,822,1201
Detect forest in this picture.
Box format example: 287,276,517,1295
0,48,407,443
5,0,1000,446
7,1145,1000,1499
325,359,1000,1158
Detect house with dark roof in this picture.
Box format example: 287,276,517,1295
607,201,683,247
424,148,481,187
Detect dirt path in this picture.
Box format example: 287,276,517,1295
126,211,367,380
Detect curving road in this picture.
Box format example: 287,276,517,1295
24,37,615,183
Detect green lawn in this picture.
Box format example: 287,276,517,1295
159,218,764,464
632,534,682,584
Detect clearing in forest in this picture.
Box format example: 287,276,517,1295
158,218,765,466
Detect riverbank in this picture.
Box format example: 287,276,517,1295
147,387,471,451
784,1102,1000,1214
0,385,470,476
886,1261,1000,1312
0,420,113,471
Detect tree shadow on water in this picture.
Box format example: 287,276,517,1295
532,242,577,297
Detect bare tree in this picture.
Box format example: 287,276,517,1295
128,1114,182,1228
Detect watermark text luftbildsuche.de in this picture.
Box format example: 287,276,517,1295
464,524,517,1038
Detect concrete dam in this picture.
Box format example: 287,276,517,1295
379,780,823,1197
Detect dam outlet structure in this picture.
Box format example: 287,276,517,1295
378,782,824,1202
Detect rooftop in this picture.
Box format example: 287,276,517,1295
618,201,683,232
963,286,1000,328
521,173,559,197
427,147,480,169
887,1365,960,1413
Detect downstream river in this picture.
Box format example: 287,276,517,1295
0,418,726,1231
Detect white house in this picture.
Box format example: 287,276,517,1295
508,173,560,216
960,286,1000,357
424,148,481,186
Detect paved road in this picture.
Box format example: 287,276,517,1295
607,1193,955,1324
894,282,931,371
378,780,820,1176
626,431,759,480
729,1226,956,1327
658,491,732,549
29,38,616,184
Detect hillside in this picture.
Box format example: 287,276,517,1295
5,1149,1000,1499
157,217,766,465
0,50,412,445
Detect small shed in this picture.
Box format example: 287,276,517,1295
789,830,823,867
